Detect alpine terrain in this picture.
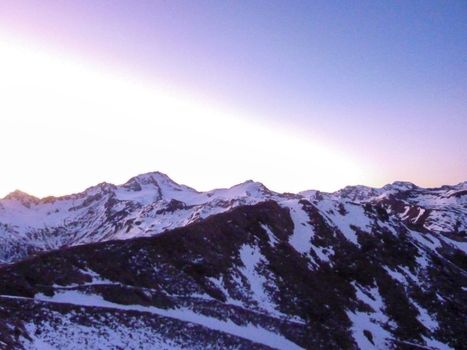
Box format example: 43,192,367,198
0,172,465,349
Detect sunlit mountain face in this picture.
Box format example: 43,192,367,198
0,172,465,349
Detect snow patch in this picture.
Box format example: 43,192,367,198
261,224,279,247
348,283,392,349
317,200,373,246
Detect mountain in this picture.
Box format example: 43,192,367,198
1,173,465,265
0,172,274,264
0,173,465,349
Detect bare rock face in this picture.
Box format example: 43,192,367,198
0,173,465,349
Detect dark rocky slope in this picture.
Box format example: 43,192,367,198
0,201,465,349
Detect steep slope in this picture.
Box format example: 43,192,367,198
0,201,465,349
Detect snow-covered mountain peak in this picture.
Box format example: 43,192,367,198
197,180,275,206
332,185,381,202
117,171,200,205
226,180,272,197
124,171,175,186
328,181,421,203
123,171,198,193
382,181,417,192
83,182,117,196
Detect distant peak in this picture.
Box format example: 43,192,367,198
231,180,271,194
142,171,172,180
454,181,467,189
124,171,176,187
338,184,375,192
3,190,40,206
236,179,265,187
90,182,117,192
383,181,417,191
331,184,379,201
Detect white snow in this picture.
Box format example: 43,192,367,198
412,300,439,332
238,244,274,311
383,266,408,286
23,311,182,350
261,224,279,246
436,234,467,252
411,208,425,223
283,200,333,263
313,246,333,263
286,201,314,255
347,283,392,349
400,206,411,220
409,230,442,251
316,200,373,246
415,251,430,269
34,290,303,350
421,336,454,350
206,275,243,306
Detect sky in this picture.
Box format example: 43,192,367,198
0,0,466,198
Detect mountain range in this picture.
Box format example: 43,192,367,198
0,172,465,349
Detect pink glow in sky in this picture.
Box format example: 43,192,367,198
0,1,465,198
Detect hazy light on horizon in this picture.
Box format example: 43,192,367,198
0,1,465,197
0,34,370,198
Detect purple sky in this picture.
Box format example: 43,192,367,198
0,1,466,195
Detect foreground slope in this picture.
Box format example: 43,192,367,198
0,200,465,349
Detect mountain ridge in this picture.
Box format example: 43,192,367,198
0,172,465,265
3,171,467,202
